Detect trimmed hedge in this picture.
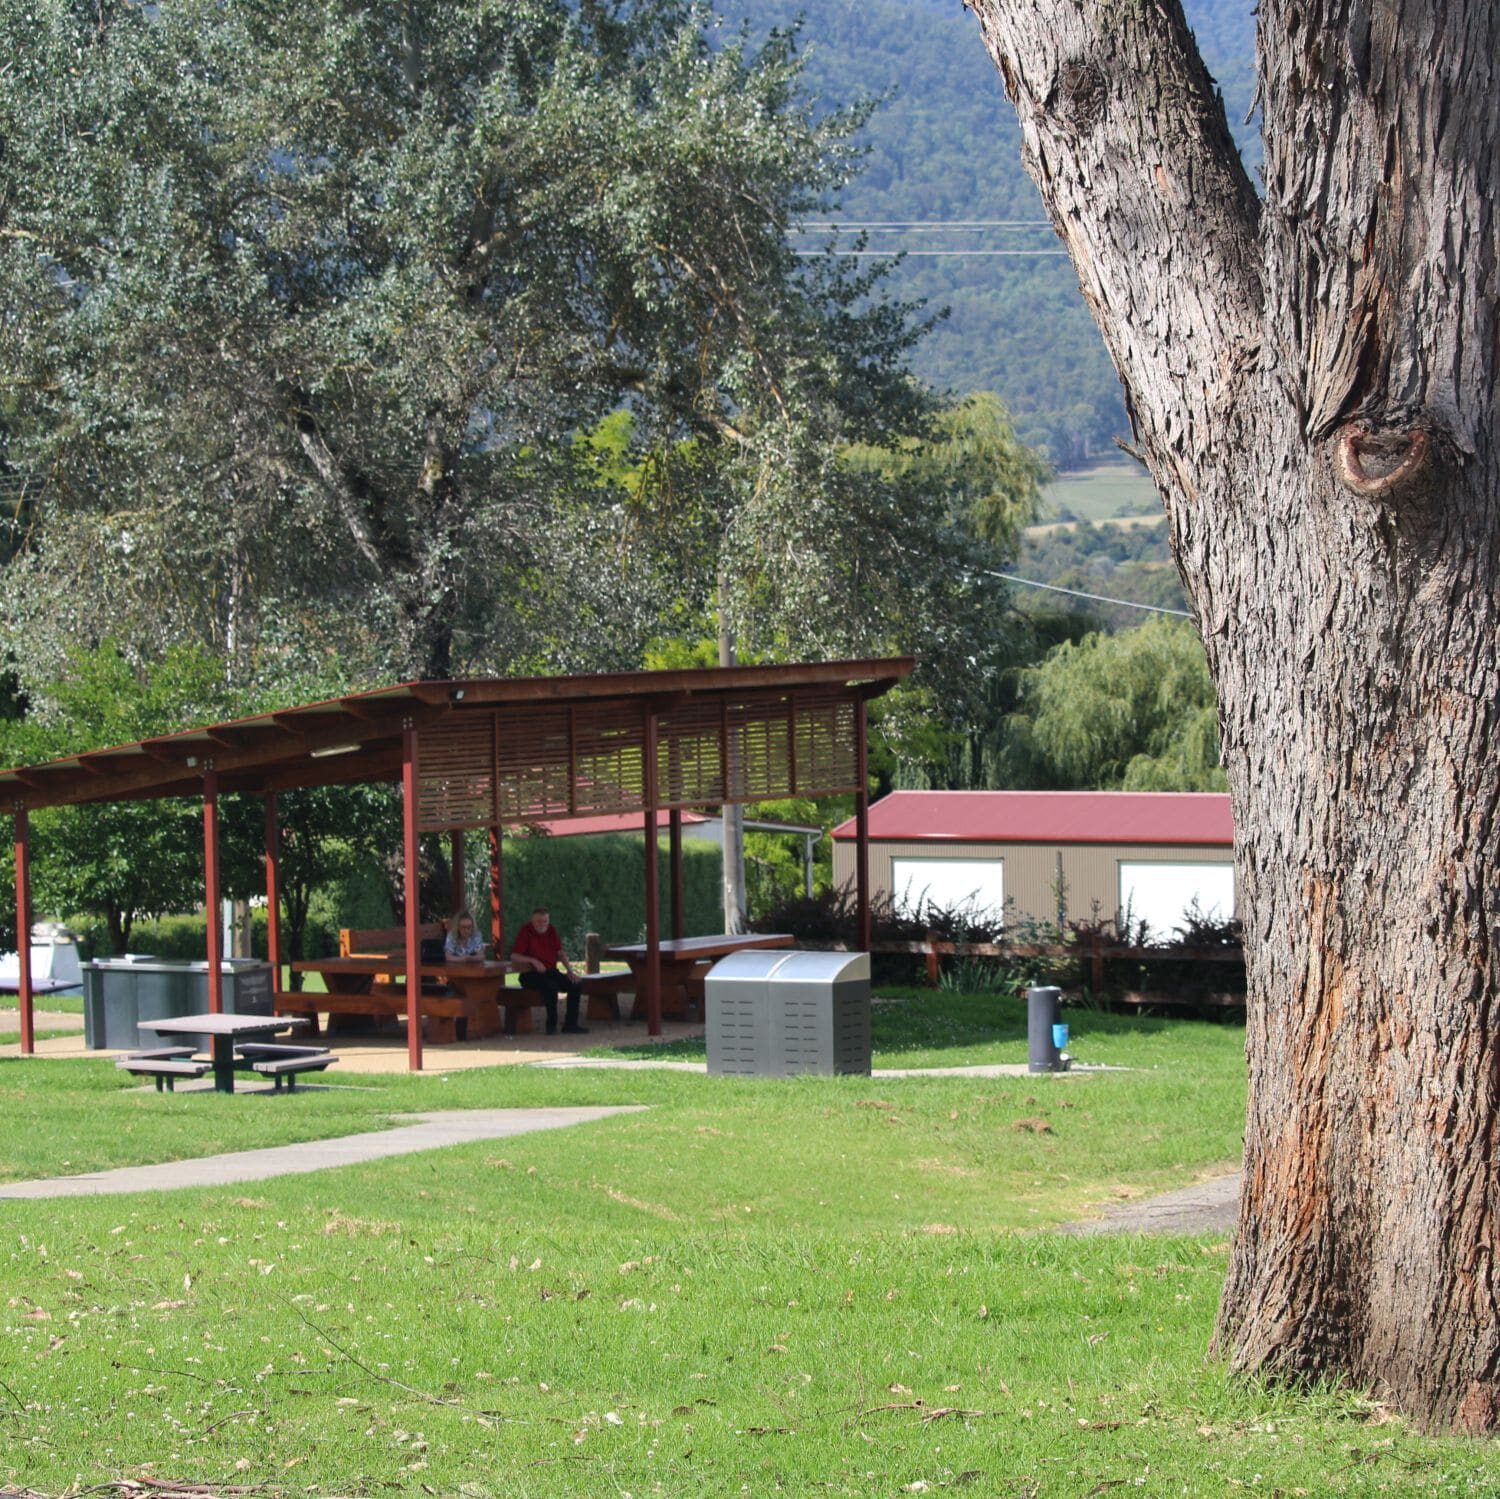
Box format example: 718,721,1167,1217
478,833,723,956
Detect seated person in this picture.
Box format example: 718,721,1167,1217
510,905,586,1035
444,908,485,961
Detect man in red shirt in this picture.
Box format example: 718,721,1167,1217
510,906,586,1035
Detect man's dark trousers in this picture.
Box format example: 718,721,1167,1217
519,971,581,1031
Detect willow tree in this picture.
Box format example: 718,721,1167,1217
964,0,1499,1434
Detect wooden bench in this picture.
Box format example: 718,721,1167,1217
274,989,401,1034
275,987,537,1043
116,1051,211,1091
578,970,635,1022
339,922,445,958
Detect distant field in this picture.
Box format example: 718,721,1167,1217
1040,458,1162,522
1025,513,1167,538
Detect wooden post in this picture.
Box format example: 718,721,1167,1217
488,826,503,956
402,721,423,1072
203,768,223,1015
14,806,33,1055
855,695,872,952
584,932,602,974
264,793,282,988
450,829,466,916
668,807,685,941
643,708,662,1036
925,931,941,988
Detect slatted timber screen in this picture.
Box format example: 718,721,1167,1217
497,709,574,823
416,688,863,831
572,704,647,814
415,716,496,832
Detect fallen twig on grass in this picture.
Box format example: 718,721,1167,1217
288,1303,507,1418
858,1400,990,1424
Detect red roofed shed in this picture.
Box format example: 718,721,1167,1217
831,790,1236,937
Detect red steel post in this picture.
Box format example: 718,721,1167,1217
14,806,33,1054
204,768,224,1014
402,720,423,1072
669,808,685,941
643,709,662,1035
855,696,872,953
264,793,282,985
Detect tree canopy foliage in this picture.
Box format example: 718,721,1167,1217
998,618,1225,792
0,0,1033,710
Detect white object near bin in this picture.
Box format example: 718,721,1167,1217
0,922,84,991
706,949,872,1077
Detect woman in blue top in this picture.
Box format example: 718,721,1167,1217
444,909,485,960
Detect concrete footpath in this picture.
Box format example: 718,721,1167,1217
0,1106,646,1199
1059,1170,1241,1235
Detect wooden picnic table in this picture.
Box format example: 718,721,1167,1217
288,955,530,1042
137,1012,310,1094
604,933,795,1021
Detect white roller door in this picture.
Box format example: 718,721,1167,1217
890,857,1004,922
1118,861,1235,940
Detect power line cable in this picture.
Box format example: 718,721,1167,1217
795,220,1053,229
794,248,1068,257
982,569,1193,618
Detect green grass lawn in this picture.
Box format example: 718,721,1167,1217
1,992,1490,1496
0,1027,79,1046
0,991,84,1015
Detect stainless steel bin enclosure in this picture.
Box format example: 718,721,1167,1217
706,949,795,1076
768,950,872,1076
84,959,275,1049
706,949,872,1077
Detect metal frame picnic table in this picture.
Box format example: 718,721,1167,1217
137,1012,311,1094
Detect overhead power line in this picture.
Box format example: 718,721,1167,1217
983,569,1194,618
796,220,1053,230
795,248,1068,257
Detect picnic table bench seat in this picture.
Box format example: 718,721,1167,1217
275,983,543,1042
578,969,635,1021
245,1050,337,1090
234,1042,334,1061
116,1052,211,1091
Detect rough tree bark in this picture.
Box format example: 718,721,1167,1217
964,0,1499,1433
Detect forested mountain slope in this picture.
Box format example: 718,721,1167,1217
727,0,1256,466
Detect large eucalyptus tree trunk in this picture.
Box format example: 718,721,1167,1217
965,0,1500,1433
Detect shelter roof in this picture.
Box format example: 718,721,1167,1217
829,789,1233,847
1,657,912,816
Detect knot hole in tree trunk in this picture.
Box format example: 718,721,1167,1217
1051,61,1107,133
1334,423,1435,502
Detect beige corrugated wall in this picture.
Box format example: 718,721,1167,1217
831,839,1236,930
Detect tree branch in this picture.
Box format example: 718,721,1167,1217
963,0,1264,502
294,419,386,574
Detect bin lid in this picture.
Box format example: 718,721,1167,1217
770,950,870,983
705,949,800,982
